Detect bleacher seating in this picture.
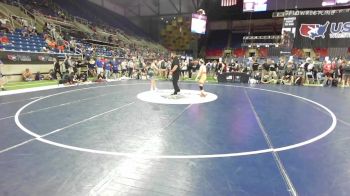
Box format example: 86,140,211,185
52,0,148,39
0,30,47,52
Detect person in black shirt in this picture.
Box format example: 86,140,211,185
281,61,294,84
342,61,350,87
252,59,259,72
261,59,270,83
269,60,278,80
53,58,62,79
251,59,260,79
170,54,180,95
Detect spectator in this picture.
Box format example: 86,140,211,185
111,58,119,80
269,60,278,80
343,61,350,87
46,69,55,80
78,72,87,82
59,71,71,85
22,68,33,81
95,57,104,75
64,55,74,73
56,38,65,53
337,59,345,84
35,71,44,80
105,60,111,79
53,58,62,79
41,47,50,53
0,60,7,91
28,26,37,36
261,59,270,83
95,71,106,82
121,59,127,77
21,27,29,37
323,58,335,86
0,35,9,45
281,60,294,84
294,65,305,86
88,57,96,77
127,59,134,78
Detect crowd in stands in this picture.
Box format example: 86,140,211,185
14,54,350,90
0,0,167,56
200,56,350,87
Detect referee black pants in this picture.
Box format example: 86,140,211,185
172,74,180,93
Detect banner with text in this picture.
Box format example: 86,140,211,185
288,10,350,48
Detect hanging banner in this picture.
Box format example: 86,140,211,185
280,16,297,54
285,9,350,48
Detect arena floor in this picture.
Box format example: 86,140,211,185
0,80,349,196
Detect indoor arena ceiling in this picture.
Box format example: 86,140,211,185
107,0,204,17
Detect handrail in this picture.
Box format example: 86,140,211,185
17,4,35,27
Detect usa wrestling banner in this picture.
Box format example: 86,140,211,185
0,51,57,64
284,9,350,48
0,51,81,64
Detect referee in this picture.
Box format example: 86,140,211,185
170,54,180,95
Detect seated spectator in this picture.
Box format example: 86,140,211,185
35,71,44,80
281,60,294,84
21,27,29,37
269,60,278,80
56,38,65,53
77,73,87,82
45,69,55,80
46,37,56,49
94,71,106,83
59,71,73,85
28,26,37,36
41,47,50,53
294,66,305,85
0,35,9,45
22,68,33,81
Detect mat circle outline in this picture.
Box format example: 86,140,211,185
14,83,337,159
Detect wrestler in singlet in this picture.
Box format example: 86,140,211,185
198,63,207,84
196,59,207,97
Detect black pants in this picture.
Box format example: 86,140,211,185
172,74,180,93
128,68,133,78
54,69,62,79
